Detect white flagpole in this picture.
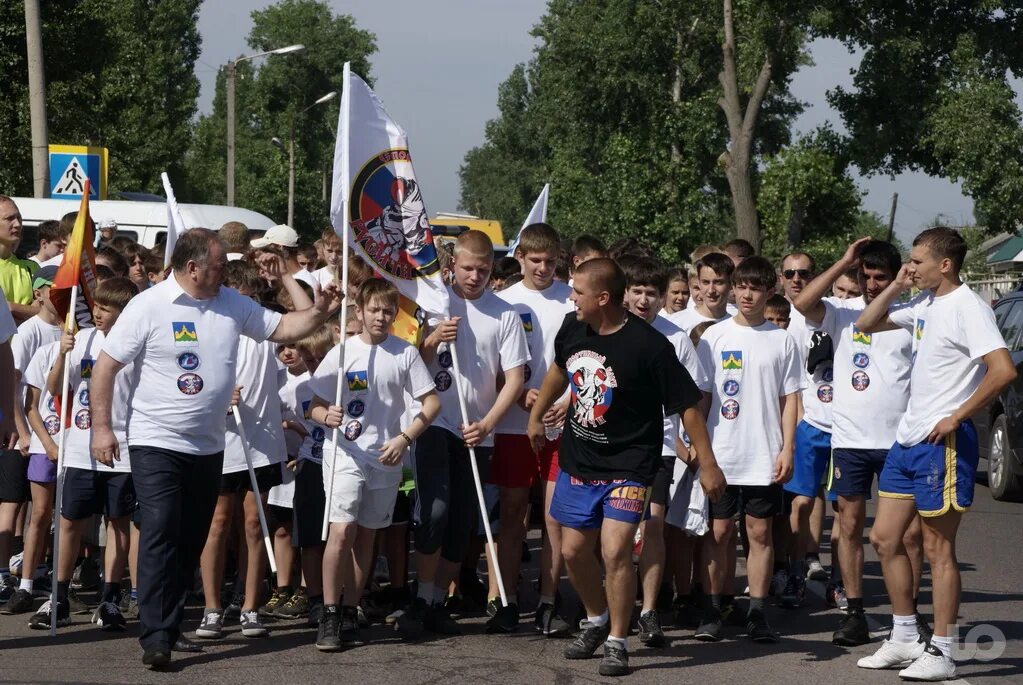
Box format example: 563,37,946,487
321,62,353,542
231,405,277,574
448,343,508,607
50,283,77,636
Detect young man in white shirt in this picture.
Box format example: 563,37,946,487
312,228,343,289
309,278,440,651
485,223,574,635
397,230,529,638
855,227,1016,681
670,253,734,334
623,257,707,648
694,256,803,644
29,220,68,266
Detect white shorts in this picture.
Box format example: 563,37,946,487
322,452,401,529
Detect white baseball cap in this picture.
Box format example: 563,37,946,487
250,224,299,248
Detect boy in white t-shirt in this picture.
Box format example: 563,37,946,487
29,278,139,630
854,227,1016,681
485,222,574,635
670,252,734,334
694,256,803,644
309,278,440,651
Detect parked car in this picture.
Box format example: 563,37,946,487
973,290,1023,501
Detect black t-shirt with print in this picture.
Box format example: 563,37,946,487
553,312,701,485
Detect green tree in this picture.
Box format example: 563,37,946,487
185,0,375,237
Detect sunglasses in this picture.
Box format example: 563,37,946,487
782,269,812,280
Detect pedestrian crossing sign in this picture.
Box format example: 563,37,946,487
48,144,108,200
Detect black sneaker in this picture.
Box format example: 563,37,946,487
486,597,500,618
72,557,101,591
832,610,870,646
396,597,428,640
29,599,70,629
424,602,461,634
68,587,91,615
259,588,289,618
916,612,933,642
746,609,778,643
598,642,630,677
637,610,666,647
563,620,610,659
534,602,572,636
486,602,519,634
306,595,325,628
92,601,126,631
781,574,805,608
340,606,364,646
224,591,243,621
459,567,488,612
0,574,17,603
315,606,342,652
694,608,723,642
31,574,52,598
1,588,34,614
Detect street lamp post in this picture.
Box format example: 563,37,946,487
225,43,304,206
273,91,336,227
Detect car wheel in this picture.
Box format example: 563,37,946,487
988,414,1023,502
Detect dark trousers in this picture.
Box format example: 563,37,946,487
130,445,223,650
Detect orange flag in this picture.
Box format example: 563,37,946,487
391,294,424,346
49,180,99,330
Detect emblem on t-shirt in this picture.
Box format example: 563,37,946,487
177,351,201,371
722,380,740,397
344,420,363,441
78,388,90,407
172,321,198,346
915,319,925,341
434,370,452,391
852,327,871,346
302,400,312,419
347,399,366,418
438,350,453,369
46,396,57,412
852,352,869,369
817,384,833,403
44,415,60,435
721,399,740,420
177,372,204,395
851,370,870,391
312,426,325,442
520,313,533,333
346,371,369,392
74,408,91,430
567,350,618,428
81,358,94,378
721,351,743,371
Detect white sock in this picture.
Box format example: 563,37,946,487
19,578,33,592
930,634,955,660
891,614,918,644
417,582,435,604
587,610,609,627
606,635,627,649
539,595,554,606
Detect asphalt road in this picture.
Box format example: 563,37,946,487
1,459,1020,685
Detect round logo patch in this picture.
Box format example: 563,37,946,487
852,353,870,369
47,397,57,413
347,399,366,418
79,388,90,407
817,384,833,403
851,371,870,392
177,351,201,371
438,350,453,369
822,366,834,383
722,380,740,397
721,399,740,420
523,364,532,383
177,372,204,395
434,370,452,392
344,420,363,441
312,427,325,442
74,408,91,430
44,415,60,435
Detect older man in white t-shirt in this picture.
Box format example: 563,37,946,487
89,228,343,670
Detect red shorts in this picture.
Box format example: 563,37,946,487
488,434,560,488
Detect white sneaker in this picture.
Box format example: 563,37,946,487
898,644,957,681
857,638,926,669
195,608,224,638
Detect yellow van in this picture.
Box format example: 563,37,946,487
429,213,505,248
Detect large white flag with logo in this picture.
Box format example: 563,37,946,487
330,62,449,317
507,183,550,252
161,172,187,267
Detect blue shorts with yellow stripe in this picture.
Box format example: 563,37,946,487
878,421,978,517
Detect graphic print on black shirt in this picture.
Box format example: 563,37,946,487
554,313,701,485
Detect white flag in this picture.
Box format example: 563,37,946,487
161,172,187,267
330,62,449,317
507,183,550,253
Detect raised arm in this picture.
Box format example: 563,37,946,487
855,264,913,334
795,237,872,324
269,281,344,344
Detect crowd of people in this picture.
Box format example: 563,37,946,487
0,193,1012,681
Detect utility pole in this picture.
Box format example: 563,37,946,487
886,192,899,243
24,0,49,198
226,61,236,206
287,120,295,227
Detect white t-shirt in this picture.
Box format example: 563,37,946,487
810,297,913,449
494,280,574,434
103,275,282,455
293,269,318,290
61,329,134,472
788,304,835,432
889,285,1008,446
309,335,434,472
223,337,286,474
685,299,737,316
280,371,327,464
12,316,62,434
696,318,804,485
669,308,729,335
426,287,530,446
22,341,61,455
312,266,336,288
652,315,706,455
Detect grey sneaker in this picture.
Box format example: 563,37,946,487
29,599,70,630
563,619,610,659
534,602,572,636
598,642,630,676
195,608,224,639
240,609,268,637
637,610,666,647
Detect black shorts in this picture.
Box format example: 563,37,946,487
60,467,136,520
268,504,292,529
0,449,28,503
293,459,325,548
831,448,888,497
709,484,783,520
649,455,676,507
391,490,411,525
220,463,284,495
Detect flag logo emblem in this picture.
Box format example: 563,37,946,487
81,358,94,379
721,351,743,370
852,327,871,346
520,313,533,333
915,319,925,340
172,321,198,345
346,371,369,392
